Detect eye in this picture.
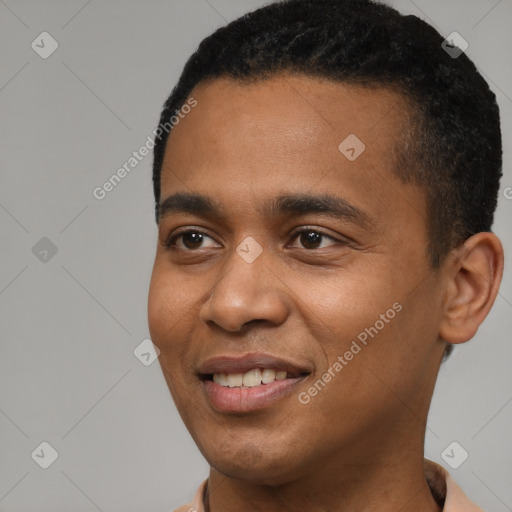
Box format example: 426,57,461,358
163,227,346,252
164,229,219,251
288,228,343,250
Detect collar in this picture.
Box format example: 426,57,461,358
174,459,484,512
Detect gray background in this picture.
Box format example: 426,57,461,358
0,0,511,510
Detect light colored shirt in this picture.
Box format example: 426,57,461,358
172,459,484,511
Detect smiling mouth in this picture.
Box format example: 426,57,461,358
197,353,313,412
201,371,310,413
201,368,309,388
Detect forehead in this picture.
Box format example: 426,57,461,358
170,74,406,146
159,74,421,227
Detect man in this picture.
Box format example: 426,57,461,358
147,0,504,510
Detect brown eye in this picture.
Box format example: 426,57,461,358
300,231,321,249
290,229,340,250
165,230,219,251
181,232,205,249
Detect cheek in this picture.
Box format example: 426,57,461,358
147,262,197,353
302,268,396,345
326,284,442,419
299,265,419,391
148,266,203,409
147,265,169,340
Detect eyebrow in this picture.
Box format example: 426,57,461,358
158,192,375,230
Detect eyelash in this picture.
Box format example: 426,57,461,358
163,227,344,251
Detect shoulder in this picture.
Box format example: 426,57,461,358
424,459,485,512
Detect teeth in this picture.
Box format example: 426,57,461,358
227,373,243,388
261,369,276,384
242,369,262,387
213,373,229,386
212,368,290,388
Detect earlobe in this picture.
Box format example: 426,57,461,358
439,232,504,345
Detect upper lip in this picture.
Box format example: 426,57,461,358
198,352,313,377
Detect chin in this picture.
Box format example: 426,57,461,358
211,459,297,486
199,437,309,485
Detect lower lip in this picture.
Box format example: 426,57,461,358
202,377,307,413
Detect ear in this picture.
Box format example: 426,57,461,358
439,232,504,344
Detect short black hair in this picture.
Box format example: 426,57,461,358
152,0,503,357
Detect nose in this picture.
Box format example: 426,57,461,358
198,245,289,333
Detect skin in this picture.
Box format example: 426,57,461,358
147,74,504,511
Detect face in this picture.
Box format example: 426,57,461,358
148,74,447,484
